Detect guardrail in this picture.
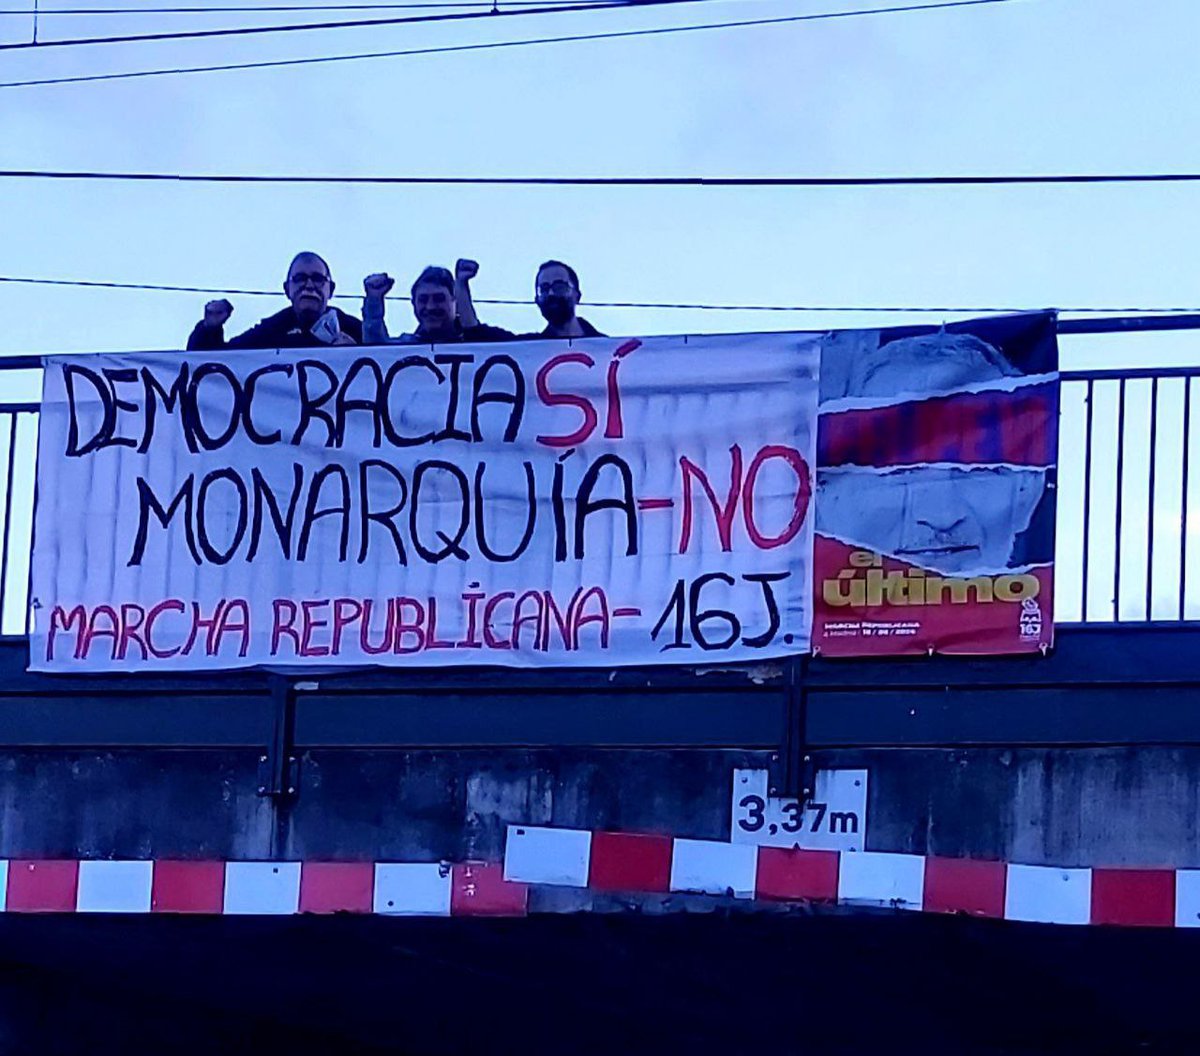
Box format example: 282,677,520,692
1057,366,1197,623
0,316,1195,636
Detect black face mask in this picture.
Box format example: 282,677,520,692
538,296,574,327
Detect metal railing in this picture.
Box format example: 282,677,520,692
1056,368,1199,623
0,404,38,636
0,316,1197,637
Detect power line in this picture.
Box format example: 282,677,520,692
0,0,690,50
2,275,1195,314
0,0,1030,88
0,2,614,11
1,169,1197,186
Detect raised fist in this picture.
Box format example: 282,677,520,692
203,298,233,328
455,258,479,283
363,273,395,299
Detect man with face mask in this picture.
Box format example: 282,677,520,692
522,260,605,339
186,251,361,350
361,261,514,345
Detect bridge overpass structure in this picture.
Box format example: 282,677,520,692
0,315,1196,1053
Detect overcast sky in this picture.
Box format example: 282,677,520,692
0,0,1198,368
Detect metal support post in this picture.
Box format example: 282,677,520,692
258,673,299,800
773,654,814,803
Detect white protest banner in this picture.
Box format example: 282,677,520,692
30,334,820,672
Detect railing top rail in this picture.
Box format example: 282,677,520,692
0,356,41,371
1061,366,1200,382
0,312,1197,378
1056,313,1200,335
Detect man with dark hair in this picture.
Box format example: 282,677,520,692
362,260,513,344
522,259,605,339
186,251,361,350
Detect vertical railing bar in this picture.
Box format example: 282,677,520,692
1081,379,1095,621
24,413,36,636
0,412,18,634
1113,379,1127,621
1146,378,1159,620
1181,380,1193,621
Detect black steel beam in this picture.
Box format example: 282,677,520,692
0,624,1197,750
292,690,785,749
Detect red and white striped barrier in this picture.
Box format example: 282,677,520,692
0,830,1188,927
0,859,527,917
502,826,1190,928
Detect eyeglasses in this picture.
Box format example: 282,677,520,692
288,272,330,288
536,280,574,296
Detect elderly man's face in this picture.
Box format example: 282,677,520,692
412,281,456,335
824,332,1020,402
535,264,580,326
816,466,1047,575
284,256,332,323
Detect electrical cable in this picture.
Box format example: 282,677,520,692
1,275,1195,314
0,0,712,51
1,168,1196,186
0,2,621,11
0,0,1031,87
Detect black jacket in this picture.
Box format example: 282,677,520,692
406,321,518,345
518,317,605,339
187,306,363,351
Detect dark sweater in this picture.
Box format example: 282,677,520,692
187,306,363,351
518,317,605,339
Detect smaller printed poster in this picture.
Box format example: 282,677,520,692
812,311,1058,656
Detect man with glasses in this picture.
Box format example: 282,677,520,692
523,260,605,339
442,259,606,341
186,251,361,350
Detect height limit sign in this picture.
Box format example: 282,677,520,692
730,769,867,852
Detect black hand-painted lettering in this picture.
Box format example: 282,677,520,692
241,363,294,446
101,367,140,449
650,577,690,650
474,460,536,562
689,571,739,650
551,454,569,563
196,467,249,564
247,464,304,560
186,362,243,451
433,353,473,442
573,453,637,560
138,364,193,454
64,364,114,457
470,354,525,443
297,463,351,561
381,356,443,448
128,474,200,566
335,357,386,448
291,360,339,448
358,459,408,565
741,571,789,648
410,460,470,562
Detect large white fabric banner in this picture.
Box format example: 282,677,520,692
30,334,820,672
